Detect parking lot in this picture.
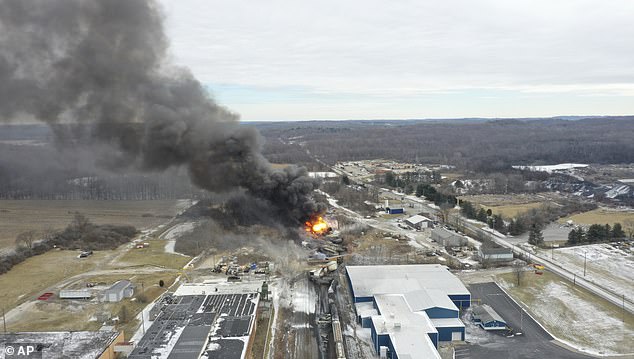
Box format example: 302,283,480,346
457,282,594,359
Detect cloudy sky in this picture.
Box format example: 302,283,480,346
159,0,634,121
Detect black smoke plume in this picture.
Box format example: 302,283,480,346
0,0,325,222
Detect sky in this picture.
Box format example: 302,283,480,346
158,0,634,121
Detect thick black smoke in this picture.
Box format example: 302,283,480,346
0,0,325,222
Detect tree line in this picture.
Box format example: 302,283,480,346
567,223,626,245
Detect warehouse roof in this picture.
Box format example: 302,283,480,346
105,280,133,293
372,294,440,359
404,289,458,312
405,215,431,224
479,246,513,255
0,331,120,359
347,264,469,298
430,317,465,328
431,227,461,239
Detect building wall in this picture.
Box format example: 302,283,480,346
424,307,458,319
428,332,438,347
448,294,471,309
98,331,124,359
437,327,465,341
482,320,507,329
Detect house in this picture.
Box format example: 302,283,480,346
102,280,134,302
431,228,467,247
405,215,433,230
478,246,513,263
471,304,507,330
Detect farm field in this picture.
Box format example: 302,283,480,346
498,271,634,356
558,208,634,234
0,200,187,250
459,193,555,218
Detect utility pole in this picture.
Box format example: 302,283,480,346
584,251,587,277
2,307,6,333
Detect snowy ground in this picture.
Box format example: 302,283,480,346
499,272,634,356
550,243,634,300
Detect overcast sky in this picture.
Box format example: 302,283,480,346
159,0,634,121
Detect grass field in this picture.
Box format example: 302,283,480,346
0,250,108,311
498,271,634,355
484,202,544,218
459,194,550,218
116,240,191,270
0,200,185,250
558,208,634,233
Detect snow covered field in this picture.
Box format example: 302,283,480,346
499,272,634,356
553,243,634,300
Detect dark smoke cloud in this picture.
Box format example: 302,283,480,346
0,0,325,222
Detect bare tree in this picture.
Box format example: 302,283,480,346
513,261,525,287
15,230,37,249
438,202,454,224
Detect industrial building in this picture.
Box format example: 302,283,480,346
431,227,468,247
471,304,507,330
59,289,92,300
0,331,123,359
101,280,134,302
404,214,433,229
478,246,514,263
129,281,262,359
346,264,471,359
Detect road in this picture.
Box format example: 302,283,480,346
462,282,596,359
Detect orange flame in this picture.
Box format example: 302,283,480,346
305,216,330,235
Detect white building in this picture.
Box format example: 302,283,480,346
478,247,513,263
102,280,134,302
431,227,467,247
346,264,471,359
404,214,433,230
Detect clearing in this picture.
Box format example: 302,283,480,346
0,199,188,250
497,270,634,356
558,208,634,234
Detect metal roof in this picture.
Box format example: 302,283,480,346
404,289,459,312
347,264,469,298
105,280,133,293
472,304,505,324
430,317,465,328
479,247,513,255
371,294,441,359
405,215,431,224
0,331,120,359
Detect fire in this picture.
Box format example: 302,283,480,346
305,216,330,235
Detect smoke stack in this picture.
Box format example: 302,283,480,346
0,0,325,223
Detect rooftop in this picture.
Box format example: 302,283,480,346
347,264,469,298
105,279,133,293
480,247,513,255
473,304,505,324
0,331,120,359
405,214,431,224
404,289,459,312
372,295,440,359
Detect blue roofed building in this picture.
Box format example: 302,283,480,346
347,264,471,359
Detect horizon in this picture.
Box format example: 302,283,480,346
160,0,634,121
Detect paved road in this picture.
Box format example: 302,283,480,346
462,282,596,359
